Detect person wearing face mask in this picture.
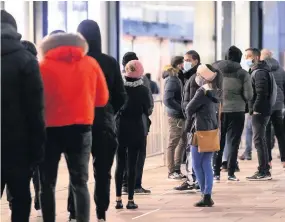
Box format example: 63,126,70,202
174,51,201,191
245,48,277,181
163,56,187,180
213,46,253,182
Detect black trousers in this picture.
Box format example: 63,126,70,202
122,136,147,189
252,114,270,173
115,139,145,200
214,112,245,176
1,166,32,222
6,167,41,211
40,125,91,222
266,110,285,162
68,126,118,220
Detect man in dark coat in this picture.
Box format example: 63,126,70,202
261,49,285,168
1,10,45,221
246,48,273,181
74,20,127,221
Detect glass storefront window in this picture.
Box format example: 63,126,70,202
47,1,67,34
47,1,88,34
67,1,88,33
4,0,25,36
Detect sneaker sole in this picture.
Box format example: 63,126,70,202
246,177,272,181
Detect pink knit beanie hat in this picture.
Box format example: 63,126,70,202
197,64,217,81
124,60,144,78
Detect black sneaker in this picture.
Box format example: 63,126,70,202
115,200,123,209
194,182,200,190
126,200,138,209
122,187,128,195
174,180,194,191
221,162,228,172
168,172,183,180
175,171,187,179
246,171,272,181
214,175,220,182
228,175,240,181
134,187,151,194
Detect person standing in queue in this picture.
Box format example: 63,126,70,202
174,50,201,190
115,60,152,209
5,40,42,217
1,10,46,222
260,49,285,168
213,46,253,182
64,20,127,222
163,56,187,180
246,48,276,181
39,31,109,222
121,52,154,195
186,64,222,207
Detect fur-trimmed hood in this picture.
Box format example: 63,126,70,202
39,33,89,62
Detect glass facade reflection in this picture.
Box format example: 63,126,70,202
120,1,195,83
47,1,88,34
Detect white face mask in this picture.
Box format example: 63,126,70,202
195,75,205,86
184,61,192,72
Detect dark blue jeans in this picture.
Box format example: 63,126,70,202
40,125,92,222
191,146,213,195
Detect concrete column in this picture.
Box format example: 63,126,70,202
192,1,216,63
232,1,250,53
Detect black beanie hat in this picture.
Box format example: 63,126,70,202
122,52,138,67
1,10,17,30
49,30,66,35
226,45,242,63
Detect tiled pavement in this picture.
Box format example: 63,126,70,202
1,149,285,222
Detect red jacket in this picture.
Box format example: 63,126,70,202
39,33,109,127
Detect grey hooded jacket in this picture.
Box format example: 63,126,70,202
216,60,253,112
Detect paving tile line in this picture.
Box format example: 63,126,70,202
132,208,160,220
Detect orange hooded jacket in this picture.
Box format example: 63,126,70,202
39,33,109,127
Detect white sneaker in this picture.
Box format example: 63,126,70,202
98,219,106,222
37,210,42,217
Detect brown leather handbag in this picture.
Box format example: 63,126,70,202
196,129,220,152
196,103,221,153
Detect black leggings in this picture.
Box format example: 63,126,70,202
7,167,41,211
115,139,145,200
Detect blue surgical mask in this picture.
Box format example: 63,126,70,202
184,61,192,72
246,59,254,68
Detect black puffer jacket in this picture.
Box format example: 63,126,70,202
118,77,152,145
1,23,45,169
249,61,272,116
264,58,285,111
182,64,200,114
77,20,127,132
163,67,184,119
186,87,220,131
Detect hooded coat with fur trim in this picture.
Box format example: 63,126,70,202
1,16,45,168
39,33,109,127
163,66,184,119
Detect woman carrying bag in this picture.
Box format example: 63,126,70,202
186,64,222,207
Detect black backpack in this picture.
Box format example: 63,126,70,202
251,69,277,108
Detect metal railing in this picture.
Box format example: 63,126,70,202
146,98,169,163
